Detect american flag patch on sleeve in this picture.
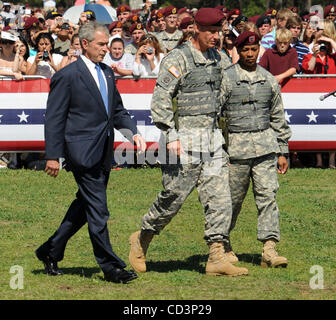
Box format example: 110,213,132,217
168,66,181,78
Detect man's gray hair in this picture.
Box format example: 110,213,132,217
78,21,109,44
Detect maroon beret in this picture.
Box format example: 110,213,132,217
288,6,298,14
179,17,194,30
265,9,277,17
117,5,131,15
108,21,123,32
163,6,178,18
178,8,191,15
324,5,336,17
234,31,260,48
227,9,241,19
23,16,39,30
129,23,144,34
194,8,225,27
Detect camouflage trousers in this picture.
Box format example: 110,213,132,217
141,152,232,244
229,153,280,242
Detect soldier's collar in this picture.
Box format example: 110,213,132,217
235,64,267,83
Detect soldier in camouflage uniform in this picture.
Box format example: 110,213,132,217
124,23,146,56
154,6,183,53
129,8,247,277
221,31,292,268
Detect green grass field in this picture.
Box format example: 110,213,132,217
0,167,335,300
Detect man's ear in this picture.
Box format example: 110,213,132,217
81,38,88,51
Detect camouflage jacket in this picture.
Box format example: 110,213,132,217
155,29,183,53
221,63,292,160
124,42,137,56
151,41,231,153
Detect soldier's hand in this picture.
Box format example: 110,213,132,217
45,159,60,178
167,140,185,156
277,156,288,174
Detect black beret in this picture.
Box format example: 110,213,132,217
256,15,271,28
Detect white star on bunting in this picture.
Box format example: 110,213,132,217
285,111,292,123
17,111,29,123
306,111,318,123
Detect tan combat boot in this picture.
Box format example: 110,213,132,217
206,242,248,276
129,230,153,273
261,239,288,268
223,241,239,264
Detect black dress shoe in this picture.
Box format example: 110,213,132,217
104,268,138,284
35,250,63,276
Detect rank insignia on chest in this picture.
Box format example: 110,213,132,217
168,66,181,78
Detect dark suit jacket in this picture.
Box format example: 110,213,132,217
44,56,138,171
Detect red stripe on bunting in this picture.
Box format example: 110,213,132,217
0,79,50,93
281,78,336,93
289,141,336,151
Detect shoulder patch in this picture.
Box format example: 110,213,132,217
168,65,181,78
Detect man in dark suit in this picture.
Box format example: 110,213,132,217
35,22,146,284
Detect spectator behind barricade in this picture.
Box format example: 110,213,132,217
103,35,134,77
155,6,183,53
220,28,239,64
155,9,166,33
256,16,273,38
0,31,24,80
302,32,336,169
138,0,153,25
227,8,240,26
286,16,309,72
132,34,164,77
59,33,81,69
26,32,62,78
117,4,131,24
45,10,63,35
53,21,73,56
22,16,40,56
259,28,299,83
125,23,145,56
15,35,30,74
147,9,160,33
261,8,294,50
231,15,248,34
302,22,315,49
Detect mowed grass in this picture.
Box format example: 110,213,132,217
0,167,336,300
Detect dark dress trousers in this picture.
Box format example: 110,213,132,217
37,57,138,274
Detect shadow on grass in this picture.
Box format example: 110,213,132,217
236,253,261,266
32,267,101,278
146,254,207,273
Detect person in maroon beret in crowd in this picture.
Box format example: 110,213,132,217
227,9,240,26
124,23,146,55
177,7,193,27
108,21,123,37
155,6,183,53
264,9,278,27
324,5,336,22
117,5,131,24
179,16,195,35
129,7,249,278
221,30,291,270
22,16,40,56
288,6,299,16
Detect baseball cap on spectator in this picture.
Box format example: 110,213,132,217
324,5,336,18
194,8,225,27
264,9,277,17
23,16,39,30
117,4,131,16
108,20,122,33
256,15,271,28
179,17,194,30
234,31,260,48
1,30,19,42
84,10,96,21
227,9,241,20
129,23,144,34
45,11,62,20
164,6,178,18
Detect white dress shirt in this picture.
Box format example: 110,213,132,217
80,54,108,93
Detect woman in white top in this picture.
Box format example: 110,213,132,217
26,32,63,78
103,36,134,76
132,34,165,77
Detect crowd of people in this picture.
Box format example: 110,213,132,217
1,2,336,169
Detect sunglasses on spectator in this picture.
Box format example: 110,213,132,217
141,35,156,41
0,39,15,45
